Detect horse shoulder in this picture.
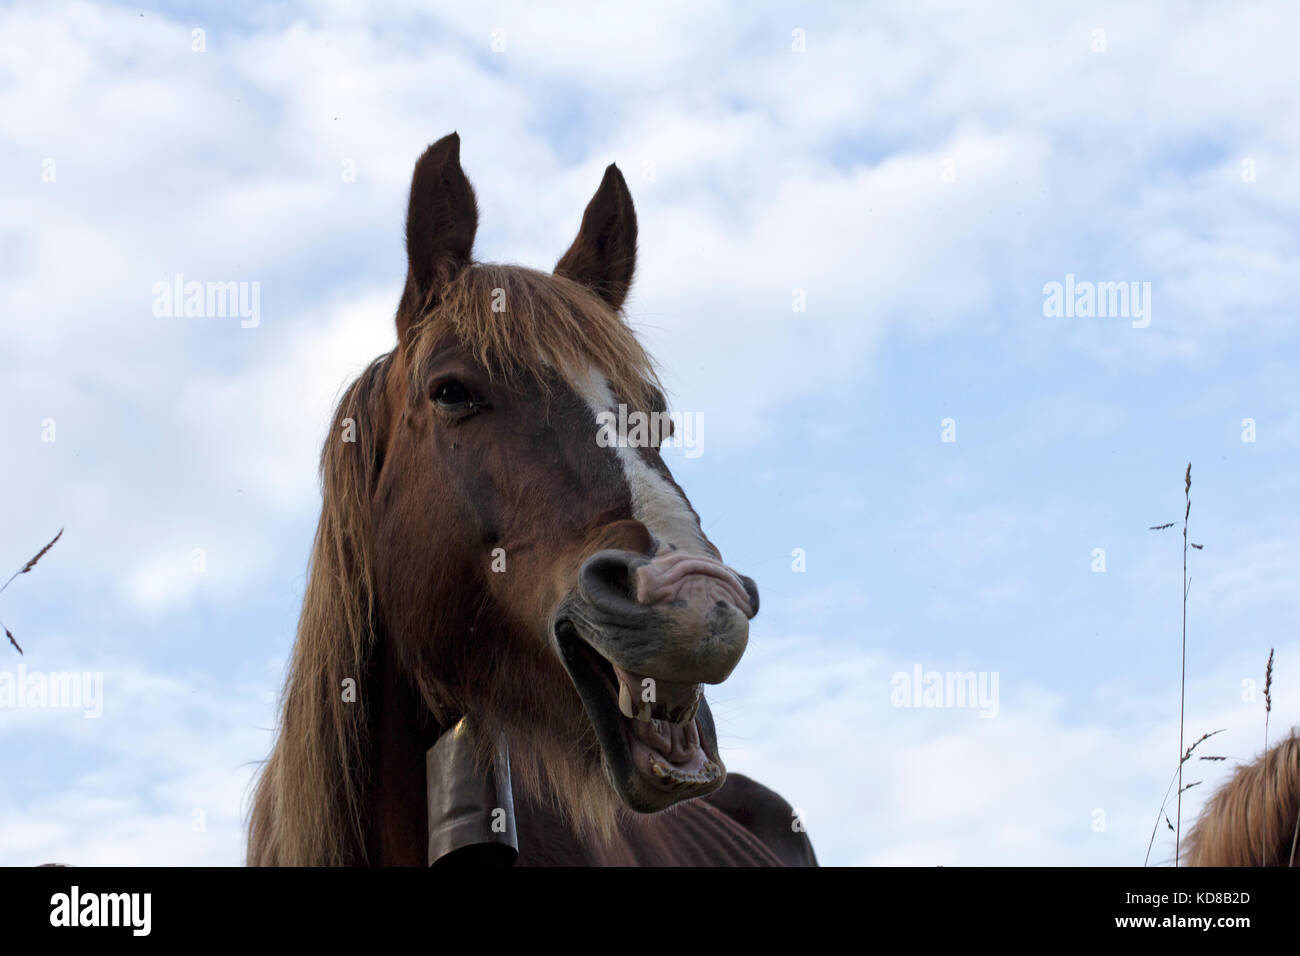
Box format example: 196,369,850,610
702,772,819,867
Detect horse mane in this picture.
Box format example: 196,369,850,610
1185,728,1300,866
247,356,389,865
248,262,661,865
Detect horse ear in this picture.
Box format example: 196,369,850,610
555,164,637,311
400,132,478,342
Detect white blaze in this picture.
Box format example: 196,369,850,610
577,368,711,557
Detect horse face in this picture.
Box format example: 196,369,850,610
375,135,759,814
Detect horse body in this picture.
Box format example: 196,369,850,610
511,775,816,866
249,133,814,867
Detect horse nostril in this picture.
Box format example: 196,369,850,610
578,551,642,612
739,575,760,617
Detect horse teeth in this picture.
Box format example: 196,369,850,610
645,752,721,788
618,683,635,719
682,695,700,724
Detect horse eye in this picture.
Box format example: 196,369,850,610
433,381,473,408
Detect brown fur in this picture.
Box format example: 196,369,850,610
247,264,662,863
1185,729,1300,866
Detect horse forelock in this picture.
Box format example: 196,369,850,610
404,263,662,414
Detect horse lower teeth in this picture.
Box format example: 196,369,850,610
649,757,718,785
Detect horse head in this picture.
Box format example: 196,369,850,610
376,134,758,817
250,134,761,864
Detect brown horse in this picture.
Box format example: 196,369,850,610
1185,729,1300,866
248,133,816,866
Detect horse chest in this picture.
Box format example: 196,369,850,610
512,793,787,867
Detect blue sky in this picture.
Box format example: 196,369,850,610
2,0,1299,865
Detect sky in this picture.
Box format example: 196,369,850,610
2,0,1299,866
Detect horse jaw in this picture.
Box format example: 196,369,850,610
553,617,728,813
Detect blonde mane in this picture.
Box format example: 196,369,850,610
247,357,388,865
1185,729,1300,866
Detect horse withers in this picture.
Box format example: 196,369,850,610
248,133,816,867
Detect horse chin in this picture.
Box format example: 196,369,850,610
553,619,726,813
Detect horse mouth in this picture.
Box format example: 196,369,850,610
554,619,726,812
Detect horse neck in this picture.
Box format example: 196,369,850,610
363,628,442,865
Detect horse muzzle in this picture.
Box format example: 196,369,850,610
553,547,759,813
576,548,757,682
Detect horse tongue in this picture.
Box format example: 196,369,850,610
668,719,701,763
630,714,702,765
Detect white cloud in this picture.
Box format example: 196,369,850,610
720,636,1300,865
3,0,1300,867
0,659,273,866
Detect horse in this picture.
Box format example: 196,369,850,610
1185,728,1300,866
247,133,817,866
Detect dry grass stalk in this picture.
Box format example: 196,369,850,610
1,528,64,655
1262,648,1274,864
1144,728,1223,865
1176,463,1190,864
1145,463,1205,865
